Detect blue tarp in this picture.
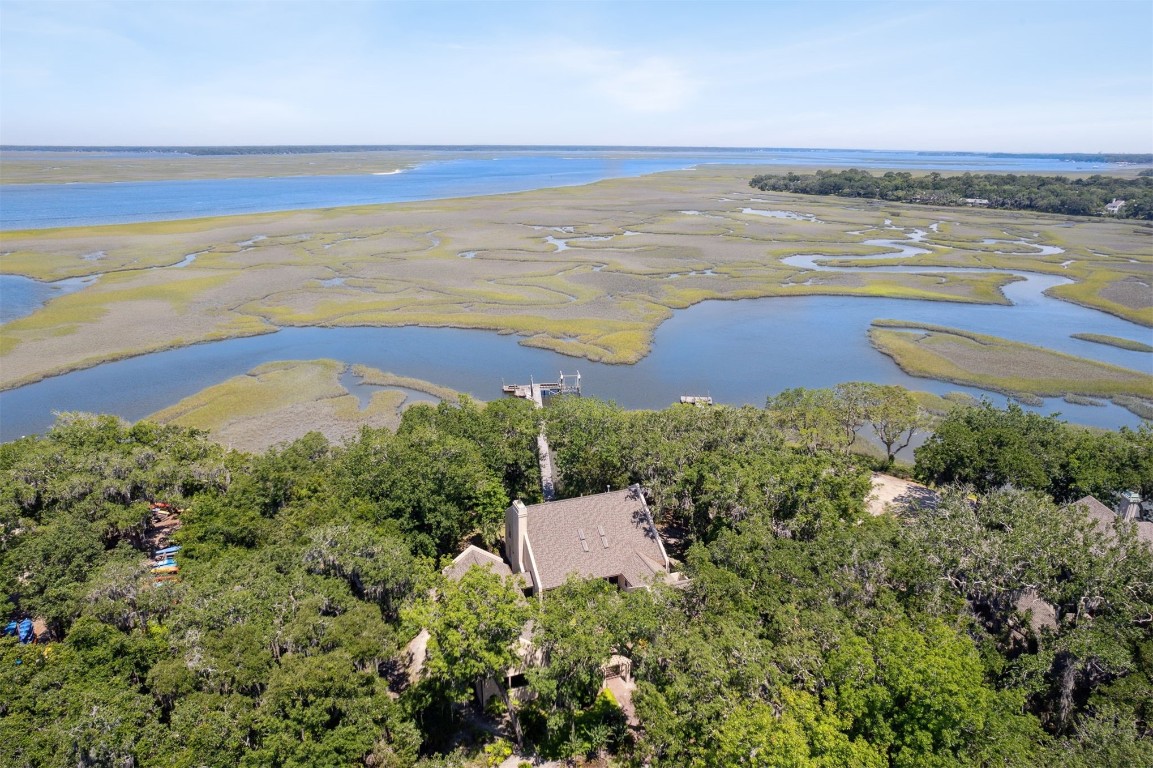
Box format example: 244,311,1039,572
3,621,16,637
154,545,181,556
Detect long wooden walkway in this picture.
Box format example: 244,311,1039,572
537,433,556,501
503,373,580,501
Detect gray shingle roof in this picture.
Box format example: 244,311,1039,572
1067,495,1152,550
1136,521,1153,548
443,545,514,581
1014,588,1058,634
522,486,668,592
1069,495,1116,529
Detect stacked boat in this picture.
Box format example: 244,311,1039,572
151,545,181,584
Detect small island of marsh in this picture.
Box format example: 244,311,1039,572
147,359,460,454
869,319,1153,417
1071,332,1153,353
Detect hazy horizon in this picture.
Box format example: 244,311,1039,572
2,144,1149,158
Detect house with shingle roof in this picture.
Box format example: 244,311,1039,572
442,545,517,583
435,486,680,715
1012,493,1151,641
1072,493,1153,549
504,485,683,596
443,485,684,596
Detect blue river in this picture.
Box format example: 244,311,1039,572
0,147,1127,230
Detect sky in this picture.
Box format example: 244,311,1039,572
1,0,1150,153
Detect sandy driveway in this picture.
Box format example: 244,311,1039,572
866,472,938,516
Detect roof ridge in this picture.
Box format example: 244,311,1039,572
634,550,665,575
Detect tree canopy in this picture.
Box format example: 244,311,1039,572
1,397,1150,766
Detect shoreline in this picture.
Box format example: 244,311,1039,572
3,145,1146,193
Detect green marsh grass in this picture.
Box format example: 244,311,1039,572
148,359,446,452
1070,333,1153,353
1049,275,1153,327
5,165,1151,390
869,320,1153,411
349,366,464,402
151,359,349,426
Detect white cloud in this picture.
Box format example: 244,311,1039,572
592,55,698,113
539,45,700,113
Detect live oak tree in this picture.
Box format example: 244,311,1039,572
864,384,923,465
410,565,533,709
543,396,632,498
914,401,1153,501
767,382,926,464
521,577,649,757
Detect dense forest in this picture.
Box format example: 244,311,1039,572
1,393,1151,767
749,169,1153,219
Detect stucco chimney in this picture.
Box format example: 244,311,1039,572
505,500,528,573
1117,491,1142,522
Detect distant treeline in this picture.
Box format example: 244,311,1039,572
975,152,1152,164
750,168,1153,219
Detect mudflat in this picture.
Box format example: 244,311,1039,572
0,149,433,184
147,359,459,454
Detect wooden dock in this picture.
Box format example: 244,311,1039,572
502,372,581,501
502,371,581,407
537,433,556,500
503,382,546,408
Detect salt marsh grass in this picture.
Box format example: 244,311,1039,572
1070,333,1153,352
869,320,1153,415
3,166,1150,389
148,359,460,452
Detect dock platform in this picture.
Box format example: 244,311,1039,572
502,372,581,501
502,371,581,407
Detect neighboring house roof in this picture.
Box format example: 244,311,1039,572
1012,495,1153,637
443,544,514,581
1014,588,1058,634
1136,520,1153,548
1067,495,1153,550
1070,495,1116,528
517,486,670,593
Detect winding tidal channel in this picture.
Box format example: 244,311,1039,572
1,151,1150,440
2,235,1148,441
